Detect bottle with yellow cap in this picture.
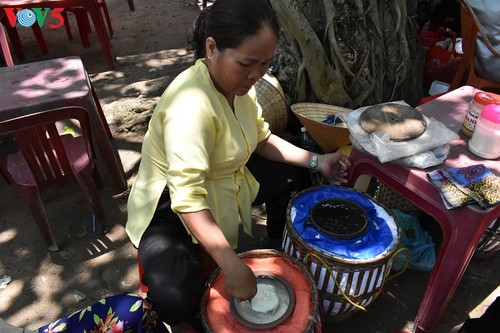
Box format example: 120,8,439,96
461,92,500,137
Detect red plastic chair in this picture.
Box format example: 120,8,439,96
0,106,106,252
0,1,115,67
0,12,48,62
63,0,136,46
0,18,14,66
63,0,114,48
449,0,500,92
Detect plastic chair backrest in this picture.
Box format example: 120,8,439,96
450,0,500,91
0,16,14,66
460,1,476,64
464,1,500,90
0,107,94,191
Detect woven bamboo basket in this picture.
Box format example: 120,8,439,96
374,182,423,217
291,103,352,153
255,74,288,135
283,186,402,321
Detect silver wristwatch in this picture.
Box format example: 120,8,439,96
308,153,319,173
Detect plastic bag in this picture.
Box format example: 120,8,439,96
290,186,398,260
394,144,451,169
420,28,463,90
339,101,460,164
392,209,436,272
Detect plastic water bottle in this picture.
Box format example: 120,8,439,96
468,104,500,159
300,127,319,152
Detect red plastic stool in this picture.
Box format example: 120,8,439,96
136,247,217,296
137,256,148,296
63,0,114,48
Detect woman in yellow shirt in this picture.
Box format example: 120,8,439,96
126,0,351,331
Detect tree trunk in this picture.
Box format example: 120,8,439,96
269,0,426,110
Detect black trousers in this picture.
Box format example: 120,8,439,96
137,154,311,328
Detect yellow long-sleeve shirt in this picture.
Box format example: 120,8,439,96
126,59,271,248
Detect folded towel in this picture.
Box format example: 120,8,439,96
427,164,500,209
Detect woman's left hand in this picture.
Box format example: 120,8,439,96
317,153,351,185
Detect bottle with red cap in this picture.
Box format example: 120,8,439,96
468,104,500,159
461,92,500,137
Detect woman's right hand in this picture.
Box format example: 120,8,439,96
222,255,257,301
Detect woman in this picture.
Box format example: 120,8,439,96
126,0,351,331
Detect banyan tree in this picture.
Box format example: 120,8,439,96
269,0,426,110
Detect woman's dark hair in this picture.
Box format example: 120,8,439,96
190,0,280,59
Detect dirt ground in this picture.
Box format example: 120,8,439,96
0,0,498,332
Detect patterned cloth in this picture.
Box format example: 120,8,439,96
35,293,167,333
427,164,500,209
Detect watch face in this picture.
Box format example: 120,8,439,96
309,154,318,170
